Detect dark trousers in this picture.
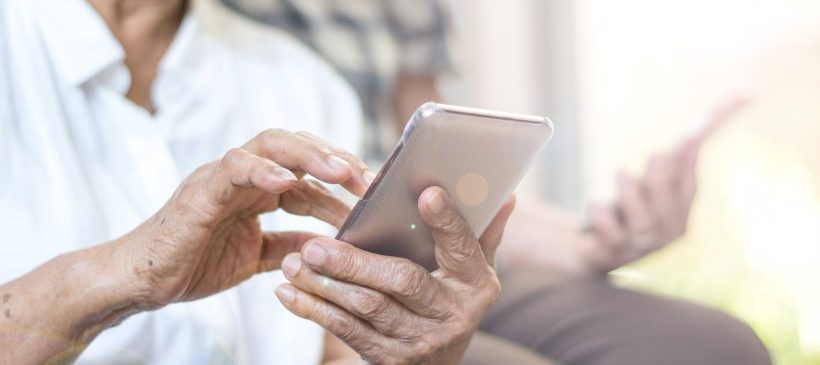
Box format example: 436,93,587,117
463,269,771,365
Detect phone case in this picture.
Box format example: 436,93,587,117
337,103,554,270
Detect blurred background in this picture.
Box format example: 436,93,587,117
440,0,820,364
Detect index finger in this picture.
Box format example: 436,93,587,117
677,96,750,177
296,131,376,197
243,129,371,197
689,96,750,147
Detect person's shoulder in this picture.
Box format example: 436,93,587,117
192,0,362,153
196,0,333,75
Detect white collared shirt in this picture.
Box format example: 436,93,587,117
0,0,362,363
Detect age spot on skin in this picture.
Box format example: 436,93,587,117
2,294,9,304
160,218,166,226
148,260,154,267
4,309,9,319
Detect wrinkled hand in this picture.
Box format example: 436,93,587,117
276,187,515,365
120,129,373,309
581,97,749,272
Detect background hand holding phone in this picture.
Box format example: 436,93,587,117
581,97,750,272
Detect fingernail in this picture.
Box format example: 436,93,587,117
282,255,302,276
273,166,298,181
304,243,327,266
275,285,296,304
426,190,445,214
363,170,377,185
327,155,350,171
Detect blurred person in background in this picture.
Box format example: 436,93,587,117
224,0,771,364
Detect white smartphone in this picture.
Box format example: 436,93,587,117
337,103,554,270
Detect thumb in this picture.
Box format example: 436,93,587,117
258,231,322,272
216,231,320,293
418,186,488,282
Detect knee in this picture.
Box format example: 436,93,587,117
482,273,772,365
608,291,772,365
678,302,771,364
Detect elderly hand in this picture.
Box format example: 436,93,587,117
118,129,373,309
580,97,749,272
275,187,515,365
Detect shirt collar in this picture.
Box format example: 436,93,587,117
30,0,125,87
155,12,202,89
31,0,204,90
152,11,208,112
159,13,199,77
31,0,209,110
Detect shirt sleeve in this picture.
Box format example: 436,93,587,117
384,0,452,75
